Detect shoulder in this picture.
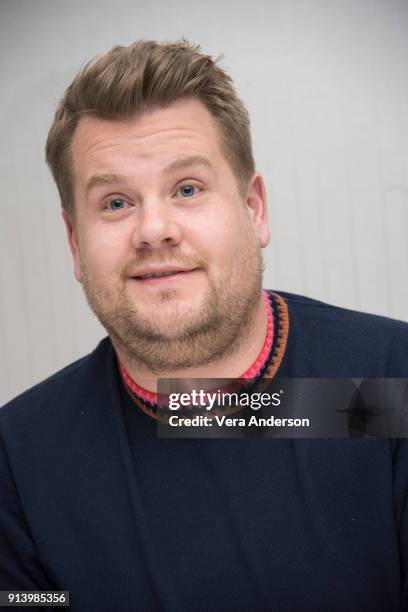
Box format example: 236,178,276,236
277,289,408,334
269,290,408,376
0,337,113,428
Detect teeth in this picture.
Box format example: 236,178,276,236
140,270,181,279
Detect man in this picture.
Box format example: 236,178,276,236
1,39,408,611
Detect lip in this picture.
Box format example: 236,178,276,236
131,268,200,285
132,265,198,277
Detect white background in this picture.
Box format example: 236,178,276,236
1,0,407,405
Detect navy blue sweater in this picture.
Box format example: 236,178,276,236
1,291,408,611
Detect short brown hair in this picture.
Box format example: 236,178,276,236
45,38,255,217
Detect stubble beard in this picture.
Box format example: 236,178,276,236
79,233,264,374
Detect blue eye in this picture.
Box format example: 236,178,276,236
108,198,126,211
178,184,198,198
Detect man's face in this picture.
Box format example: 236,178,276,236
64,98,270,371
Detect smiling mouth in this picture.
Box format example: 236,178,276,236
132,269,199,283
137,270,189,280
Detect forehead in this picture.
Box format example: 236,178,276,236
71,98,227,178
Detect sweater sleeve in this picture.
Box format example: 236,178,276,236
0,432,57,604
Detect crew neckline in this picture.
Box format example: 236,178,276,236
119,291,290,422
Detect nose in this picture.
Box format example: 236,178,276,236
131,200,182,250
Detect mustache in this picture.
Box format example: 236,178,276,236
122,251,207,277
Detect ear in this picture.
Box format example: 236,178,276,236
61,208,83,282
245,172,270,247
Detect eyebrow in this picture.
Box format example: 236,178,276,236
85,154,213,196
162,154,213,175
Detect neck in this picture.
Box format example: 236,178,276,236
113,290,268,394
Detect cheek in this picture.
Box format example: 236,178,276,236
80,227,129,276
204,225,253,276
223,221,259,276
196,206,247,257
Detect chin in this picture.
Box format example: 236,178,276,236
148,312,200,335
146,292,204,315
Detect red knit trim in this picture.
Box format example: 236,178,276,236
119,289,273,403
239,290,273,379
